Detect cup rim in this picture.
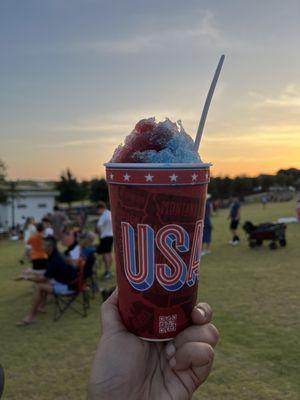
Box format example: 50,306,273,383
105,162,212,169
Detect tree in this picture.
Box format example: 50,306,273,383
89,178,109,203
257,174,276,191
80,180,91,202
0,159,7,204
56,169,81,207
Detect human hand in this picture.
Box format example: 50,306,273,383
14,275,27,281
88,290,219,400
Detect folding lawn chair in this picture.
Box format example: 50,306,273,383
53,257,90,322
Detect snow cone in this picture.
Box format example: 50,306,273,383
105,118,210,340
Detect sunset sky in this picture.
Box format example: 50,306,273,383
1,0,300,180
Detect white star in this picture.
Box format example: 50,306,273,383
205,172,209,179
169,173,178,182
109,173,114,180
145,173,154,182
123,173,131,181
191,173,198,182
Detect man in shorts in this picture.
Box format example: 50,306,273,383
16,236,78,326
96,202,114,280
228,197,241,245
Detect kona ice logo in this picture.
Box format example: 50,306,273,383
121,221,203,292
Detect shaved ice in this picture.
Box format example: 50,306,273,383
111,118,201,163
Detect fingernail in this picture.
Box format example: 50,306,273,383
165,342,176,357
197,307,205,318
169,356,176,368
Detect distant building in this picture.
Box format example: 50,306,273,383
0,181,58,229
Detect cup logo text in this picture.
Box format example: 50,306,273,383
121,221,203,292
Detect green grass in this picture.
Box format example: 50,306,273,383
0,201,299,399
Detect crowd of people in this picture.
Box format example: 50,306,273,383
15,202,114,326
16,196,243,323
13,195,244,327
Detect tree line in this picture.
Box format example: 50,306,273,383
209,170,299,199
56,167,300,206
56,169,109,207
0,159,299,207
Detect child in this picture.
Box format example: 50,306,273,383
27,223,48,270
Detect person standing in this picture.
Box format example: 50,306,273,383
50,206,69,240
228,197,241,245
96,202,114,280
261,195,268,209
19,217,36,265
202,195,213,255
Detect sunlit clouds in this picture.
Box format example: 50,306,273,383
0,1,300,180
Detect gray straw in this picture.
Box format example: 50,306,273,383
194,55,225,152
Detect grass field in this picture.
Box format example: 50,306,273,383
0,201,299,399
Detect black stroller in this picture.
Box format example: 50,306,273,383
243,221,287,250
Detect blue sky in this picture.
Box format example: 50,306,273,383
1,0,300,179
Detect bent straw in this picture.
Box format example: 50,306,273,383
194,54,225,152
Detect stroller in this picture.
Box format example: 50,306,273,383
243,221,287,250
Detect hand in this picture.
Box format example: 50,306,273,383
88,290,219,400
14,275,27,281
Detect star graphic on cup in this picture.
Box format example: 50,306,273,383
123,173,131,181
145,173,154,182
169,173,178,182
109,173,114,180
191,173,198,182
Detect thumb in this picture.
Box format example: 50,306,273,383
101,288,126,334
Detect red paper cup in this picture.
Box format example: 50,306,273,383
105,162,210,341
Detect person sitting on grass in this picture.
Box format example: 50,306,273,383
42,217,54,238
16,236,78,326
61,224,81,263
77,231,96,279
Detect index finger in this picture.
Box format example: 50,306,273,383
101,288,126,334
